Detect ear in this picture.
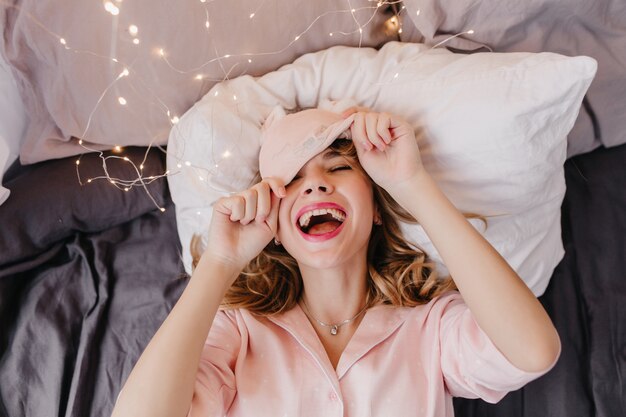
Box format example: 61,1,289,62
262,105,287,131
373,204,383,226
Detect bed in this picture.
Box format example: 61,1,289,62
1,1,625,417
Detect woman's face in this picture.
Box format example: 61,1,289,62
276,146,377,270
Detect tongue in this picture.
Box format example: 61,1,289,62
308,221,342,235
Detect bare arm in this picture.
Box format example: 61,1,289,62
111,178,284,417
390,170,561,372
347,110,561,372
110,256,239,417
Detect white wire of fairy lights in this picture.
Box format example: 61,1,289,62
1,0,478,212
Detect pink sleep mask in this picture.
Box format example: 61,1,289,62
259,106,356,184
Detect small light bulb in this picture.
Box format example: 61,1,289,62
75,160,80,165
467,29,475,34
104,1,120,15
171,116,180,124
128,25,138,36
195,74,204,80
114,146,123,153
222,150,232,158
123,157,130,161
118,97,127,105
249,13,255,19
160,208,166,212
60,38,67,45
294,35,300,41
132,38,140,45
205,20,210,28
140,164,144,170
185,161,191,166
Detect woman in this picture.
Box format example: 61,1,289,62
111,107,561,417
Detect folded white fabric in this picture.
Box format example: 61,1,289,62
167,41,596,295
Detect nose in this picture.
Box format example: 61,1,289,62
301,172,334,196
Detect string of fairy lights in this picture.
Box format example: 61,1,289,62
2,0,476,212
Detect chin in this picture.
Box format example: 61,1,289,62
289,242,369,272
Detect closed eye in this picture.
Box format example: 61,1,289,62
330,165,352,172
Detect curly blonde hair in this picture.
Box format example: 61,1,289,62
191,139,486,315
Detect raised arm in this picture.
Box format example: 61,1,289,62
110,179,284,417
347,110,561,372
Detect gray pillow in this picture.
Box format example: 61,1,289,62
0,147,167,267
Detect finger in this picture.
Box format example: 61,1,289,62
213,196,234,217
240,189,258,225
254,182,272,222
342,106,371,118
265,192,281,236
350,112,373,151
217,195,245,221
387,113,409,131
262,177,287,198
377,113,392,144
365,113,386,151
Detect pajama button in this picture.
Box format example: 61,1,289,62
329,391,338,401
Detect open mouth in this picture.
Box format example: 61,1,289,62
297,207,346,235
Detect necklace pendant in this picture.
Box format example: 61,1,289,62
330,325,338,335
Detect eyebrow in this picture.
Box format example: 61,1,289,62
322,150,342,160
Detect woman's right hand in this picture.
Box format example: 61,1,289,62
202,178,286,272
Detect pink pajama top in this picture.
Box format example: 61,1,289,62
187,291,557,417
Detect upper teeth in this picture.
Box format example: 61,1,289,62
298,208,346,228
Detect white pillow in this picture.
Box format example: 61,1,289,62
0,52,27,205
167,41,596,296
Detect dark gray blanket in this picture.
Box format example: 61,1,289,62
0,144,624,416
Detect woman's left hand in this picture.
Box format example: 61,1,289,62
344,109,426,194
